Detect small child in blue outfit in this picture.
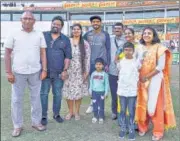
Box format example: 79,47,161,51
89,58,109,124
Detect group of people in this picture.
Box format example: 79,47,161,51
4,11,176,141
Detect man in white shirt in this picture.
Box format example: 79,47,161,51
4,11,47,137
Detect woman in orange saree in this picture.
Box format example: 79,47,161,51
135,27,176,141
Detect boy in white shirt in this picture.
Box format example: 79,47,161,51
117,42,142,140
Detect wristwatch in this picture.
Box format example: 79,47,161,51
63,69,67,72
42,68,47,72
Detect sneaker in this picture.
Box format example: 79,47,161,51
134,123,138,132
119,130,126,138
86,105,93,114
129,131,135,140
92,117,97,123
111,113,117,120
99,118,104,124
41,117,48,125
135,128,139,132
53,115,64,123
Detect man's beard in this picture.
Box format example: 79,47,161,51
115,32,122,37
51,27,59,34
93,25,100,30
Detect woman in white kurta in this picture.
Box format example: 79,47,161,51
135,27,176,141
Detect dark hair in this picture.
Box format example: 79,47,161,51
114,22,124,28
71,23,86,74
125,28,135,35
123,42,135,51
170,40,175,45
95,58,104,66
140,26,160,45
169,40,175,49
90,15,102,22
52,16,64,27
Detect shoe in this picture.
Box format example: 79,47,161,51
119,130,126,138
134,124,139,132
135,128,139,132
53,115,64,123
129,131,135,140
111,113,117,120
86,105,93,114
99,118,104,124
12,128,23,137
92,117,97,123
152,135,163,141
41,117,48,125
139,131,146,136
32,124,46,131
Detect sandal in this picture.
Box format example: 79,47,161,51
139,131,146,136
32,124,46,131
152,135,163,141
75,114,80,121
65,113,73,120
12,128,23,137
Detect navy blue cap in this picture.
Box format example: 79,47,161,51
90,15,102,22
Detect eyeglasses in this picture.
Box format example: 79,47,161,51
114,26,123,30
52,23,62,27
22,18,34,21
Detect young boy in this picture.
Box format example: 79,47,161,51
116,42,142,140
89,58,109,124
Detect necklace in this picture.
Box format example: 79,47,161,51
72,38,79,47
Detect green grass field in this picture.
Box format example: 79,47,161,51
1,60,179,141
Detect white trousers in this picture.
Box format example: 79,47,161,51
11,71,42,128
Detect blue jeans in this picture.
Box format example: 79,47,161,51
92,91,105,119
118,96,136,132
109,74,118,115
40,77,63,118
